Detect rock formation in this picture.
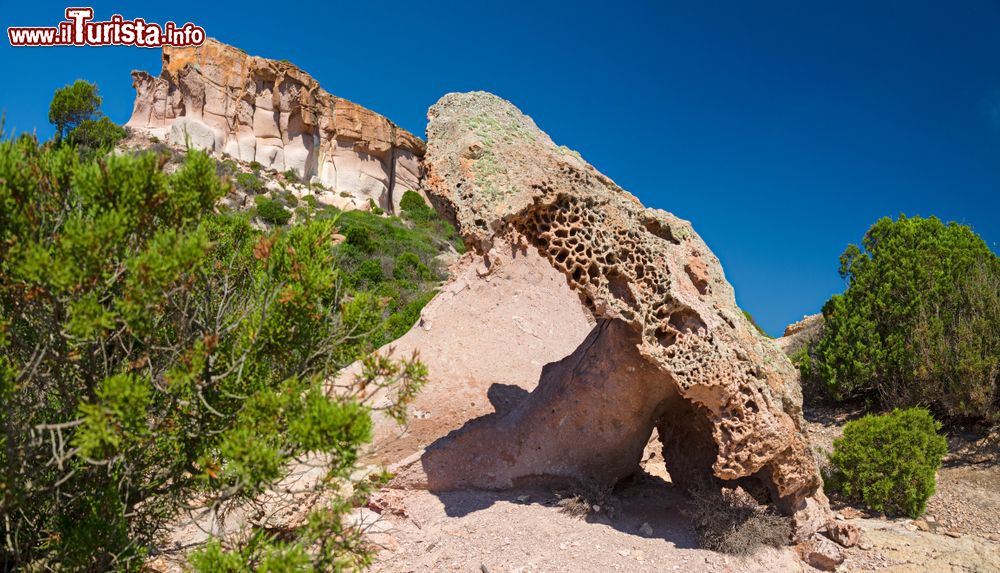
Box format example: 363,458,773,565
776,313,824,357
396,91,830,539
126,39,423,211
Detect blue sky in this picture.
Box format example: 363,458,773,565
3,1,999,335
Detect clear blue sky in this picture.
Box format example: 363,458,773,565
3,1,999,335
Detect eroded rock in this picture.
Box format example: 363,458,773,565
126,39,423,211
408,91,829,538
823,522,861,548
797,535,845,571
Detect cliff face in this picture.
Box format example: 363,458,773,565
126,39,423,211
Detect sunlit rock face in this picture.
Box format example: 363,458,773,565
411,91,831,540
126,38,424,211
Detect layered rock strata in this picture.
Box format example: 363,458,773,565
126,39,423,211
407,91,830,538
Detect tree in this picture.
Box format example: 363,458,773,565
812,215,1000,420
48,79,102,139
0,133,426,570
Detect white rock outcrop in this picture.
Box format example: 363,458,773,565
126,39,424,212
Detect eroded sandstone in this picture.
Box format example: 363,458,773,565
409,91,830,539
126,39,424,211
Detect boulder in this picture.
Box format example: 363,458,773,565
126,38,423,212
168,117,218,151
397,91,829,538
775,313,823,357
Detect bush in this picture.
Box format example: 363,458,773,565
394,251,432,281
48,79,102,138
399,190,428,213
256,197,292,225
283,168,299,183
827,407,947,518
0,134,426,570
235,172,264,194
352,259,384,286
345,226,375,253
813,215,1000,420
249,160,262,172
67,116,127,152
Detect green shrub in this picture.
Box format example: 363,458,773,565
813,215,1000,420
283,168,299,183
827,407,947,517
394,251,432,281
235,172,264,194
399,190,434,222
249,160,262,172
352,259,384,286
399,190,428,213
345,226,375,253
256,197,292,225
0,132,426,570
67,116,127,152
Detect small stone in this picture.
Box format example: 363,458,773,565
912,519,929,532
618,549,630,557
592,504,601,512
823,522,861,548
639,522,654,537
798,536,845,571
945,530,961,538
516,495,531,503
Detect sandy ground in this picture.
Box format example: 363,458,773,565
367,474,806,573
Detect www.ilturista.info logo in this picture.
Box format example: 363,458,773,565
8,8,206,47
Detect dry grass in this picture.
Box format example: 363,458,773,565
554,484,621,520
684,484,791,555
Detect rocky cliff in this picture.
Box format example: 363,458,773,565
391,91,830,540
126,39,423,211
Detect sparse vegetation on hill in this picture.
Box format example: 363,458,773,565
255,195,293,225
0,115,457,568
827,407,947,518
809,215,1000,421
